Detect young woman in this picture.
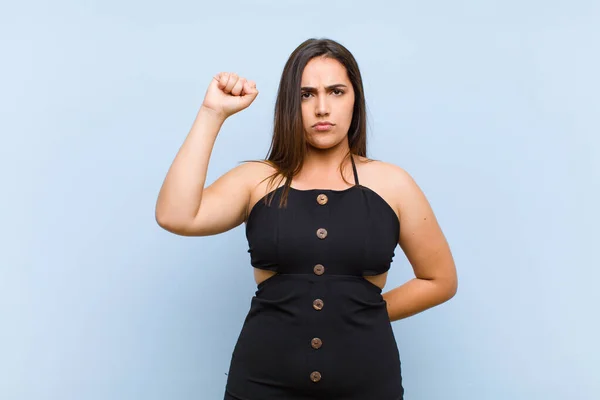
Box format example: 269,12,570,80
155,38,457,400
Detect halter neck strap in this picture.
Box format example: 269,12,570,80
350,154,360,186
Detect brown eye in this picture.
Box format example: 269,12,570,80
301,92,312,99
332,89,344,96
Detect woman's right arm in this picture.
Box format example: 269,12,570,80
155,73,259,236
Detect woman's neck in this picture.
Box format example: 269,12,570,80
294,144,354,188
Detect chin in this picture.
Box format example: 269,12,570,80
306,135,346,151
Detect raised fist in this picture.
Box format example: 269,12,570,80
201,72,258,119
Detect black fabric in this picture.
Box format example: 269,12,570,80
224,155,404,399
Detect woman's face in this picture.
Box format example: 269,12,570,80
300,56,355,151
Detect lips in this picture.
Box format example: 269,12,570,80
313,122,334,127
313,122,334,132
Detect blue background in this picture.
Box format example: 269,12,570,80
1,1,598,399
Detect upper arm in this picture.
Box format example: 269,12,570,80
393,166,457,291
168,162,262,237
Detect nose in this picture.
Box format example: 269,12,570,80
315,94,329,117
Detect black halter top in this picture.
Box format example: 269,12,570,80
245,155,400,277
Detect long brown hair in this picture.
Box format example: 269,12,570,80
260,38,369,206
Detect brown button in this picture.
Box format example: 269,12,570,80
311,337,323,349
316,228,328,239
313,299,324,310
313,264,325,275
310,371,322,382
316,194,328,205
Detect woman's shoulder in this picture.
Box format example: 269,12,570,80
235,159,277,173
356,156,414,187
233,159,281,191
355,156,425,215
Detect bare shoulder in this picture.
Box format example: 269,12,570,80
225,159,277,187
237,159,279,191
359,157,440,238
210,159,278,195
355,157,419,217
356,157,414,186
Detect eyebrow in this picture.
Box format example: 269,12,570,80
300,84,348,92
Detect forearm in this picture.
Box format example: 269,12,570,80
383,277,457,322
155,106,225,224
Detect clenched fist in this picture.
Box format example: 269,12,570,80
201,72,258,120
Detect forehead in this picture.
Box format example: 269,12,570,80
301,57,350,85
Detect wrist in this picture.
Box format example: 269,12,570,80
198,105,228,124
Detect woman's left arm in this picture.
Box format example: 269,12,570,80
382,166,458,322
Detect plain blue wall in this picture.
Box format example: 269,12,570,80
1,1,598,399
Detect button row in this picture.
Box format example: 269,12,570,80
310,193,328,383
311,298,324,381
